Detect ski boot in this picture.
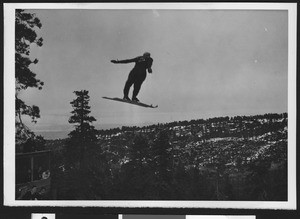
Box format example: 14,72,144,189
132,97,140,102
123,96,131,101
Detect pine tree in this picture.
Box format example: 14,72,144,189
67,90,97,166
15,9,44,143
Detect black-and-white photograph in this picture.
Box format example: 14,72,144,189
3,3,297,209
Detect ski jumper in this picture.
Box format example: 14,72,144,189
115,56,153,100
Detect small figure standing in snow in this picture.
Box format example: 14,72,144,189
111,52,153,102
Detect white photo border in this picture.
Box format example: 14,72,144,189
3,2,297,209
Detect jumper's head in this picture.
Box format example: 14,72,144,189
143,52,151,58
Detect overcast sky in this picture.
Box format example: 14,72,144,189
20,9,288,137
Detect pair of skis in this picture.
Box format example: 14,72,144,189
102,97,158,108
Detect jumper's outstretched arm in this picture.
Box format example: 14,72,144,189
111,58,137,64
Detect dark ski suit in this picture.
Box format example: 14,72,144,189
112,56,153,99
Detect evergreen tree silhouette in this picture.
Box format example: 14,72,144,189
67,90,97,166
15,9,44,144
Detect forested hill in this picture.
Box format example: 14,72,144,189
95,113,287,172
97,113,287,141
48,112,287,200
